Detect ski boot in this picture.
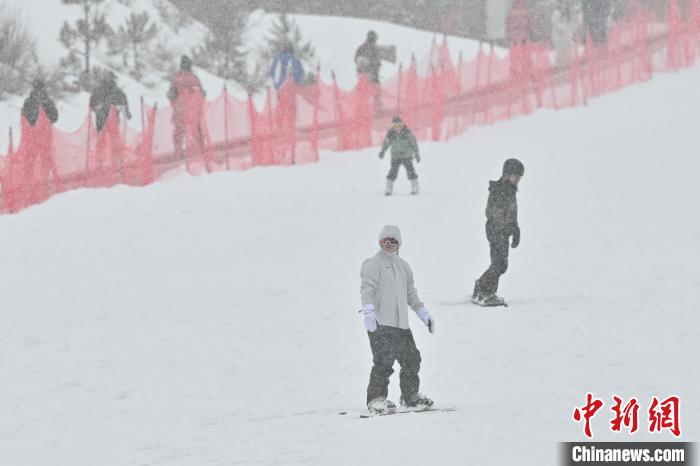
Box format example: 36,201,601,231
400,392,434,410
480,293,507,307
410,178,419,195
470,280,481,304
385,179,394,196
367,397,397,415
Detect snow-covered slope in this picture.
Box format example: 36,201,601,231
1,42,699,465
0,0,212,149
0,2,484,151
243,9,486,90
2,0,208,69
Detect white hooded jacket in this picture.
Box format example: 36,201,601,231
360,225,424,329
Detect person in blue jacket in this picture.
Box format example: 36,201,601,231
271,44,305,90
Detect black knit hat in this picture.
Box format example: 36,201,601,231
391,116,403,124
502,158,524,176
181,55,193,71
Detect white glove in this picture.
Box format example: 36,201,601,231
416,306,435,334
362,304,378,332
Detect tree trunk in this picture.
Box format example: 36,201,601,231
225,43,231,78
84,4,91,75
133,41,139,71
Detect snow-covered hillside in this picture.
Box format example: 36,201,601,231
0,0,211,149
2,0,208,69
0,1,484,152
1,33,699,465
242,9,486,90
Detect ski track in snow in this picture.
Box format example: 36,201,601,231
2,54,700,465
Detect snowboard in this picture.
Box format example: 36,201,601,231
359,407,456,418
438,297,508,307
339,407,457,418
472,299,508,308
377,45,397,64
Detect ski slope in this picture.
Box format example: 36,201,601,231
1,55,700,465
0,0,484,151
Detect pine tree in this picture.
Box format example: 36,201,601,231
0,11,39,99
193,9,253,88
194,31,247,81
262,14,316,69
108,12,158,79
60,0,112,90
153,0,192,33
253,13,317,89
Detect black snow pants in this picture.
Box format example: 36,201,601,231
366,325,421,405
387,158,418,181
476,229,510,296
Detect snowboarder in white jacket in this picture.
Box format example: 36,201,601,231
360,225,435,414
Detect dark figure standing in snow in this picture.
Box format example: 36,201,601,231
507,0,533,83
379,117,421,196
11,79,62,208
168,55,205,159
361,225,435,414
22,80,59,127
270,44,304,160
355,30,381,83
90,72,131,133
582,0,612,45
506,0,532,46
472,158,524,306
355,30,384,110
88,73,131,185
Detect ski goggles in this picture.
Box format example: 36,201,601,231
381,238,399,246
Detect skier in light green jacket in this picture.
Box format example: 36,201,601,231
378,116,421,196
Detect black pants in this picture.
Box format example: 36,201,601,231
387,159,418,181
476,229,510,295
366,325,421,404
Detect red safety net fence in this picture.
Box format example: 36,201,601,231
2,1,700,214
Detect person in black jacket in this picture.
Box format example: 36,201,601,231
355,30,381,83
89,72,131,133
21,80,59,126
472,158,524,306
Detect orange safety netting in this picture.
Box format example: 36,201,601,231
1,0,699,214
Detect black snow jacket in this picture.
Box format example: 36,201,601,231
89,81,130,133
485,177,519,236
21,90,59,126
355,41,381,82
